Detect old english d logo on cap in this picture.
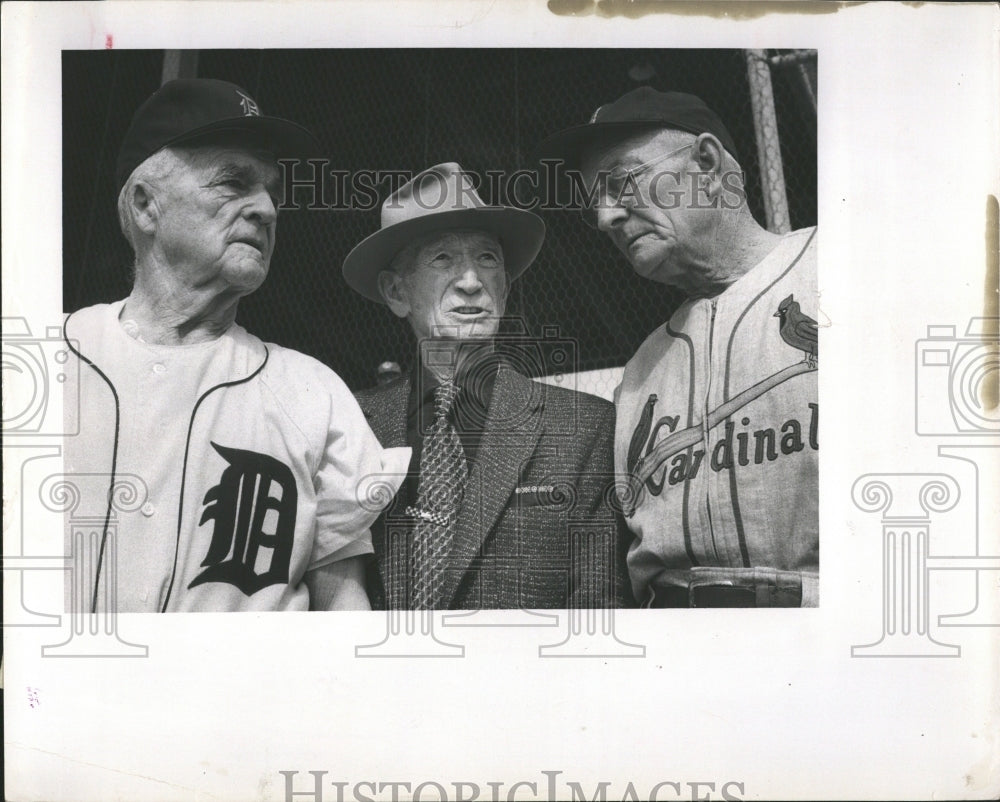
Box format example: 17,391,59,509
235,89,261,117
115,78,319,192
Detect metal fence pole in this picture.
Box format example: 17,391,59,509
745,49,791,234
769,50,817,119
161,50,199,84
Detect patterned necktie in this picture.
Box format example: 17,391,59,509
410,380,468,609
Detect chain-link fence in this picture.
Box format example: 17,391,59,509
63,49,816,396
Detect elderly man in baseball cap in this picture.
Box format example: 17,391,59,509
538,87,819,608
62,78,409,613
343,163,634,610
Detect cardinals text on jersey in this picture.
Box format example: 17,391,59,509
615,227,819,606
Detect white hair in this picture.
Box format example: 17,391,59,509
644,127,747,202
117,140,279,263
116,147,184,257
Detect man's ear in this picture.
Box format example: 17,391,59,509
129,181,159,236
693,133,725,197
497,267,511,313
694,133,725,174
377,270,411,319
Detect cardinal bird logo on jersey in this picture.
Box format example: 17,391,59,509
621,295,820,516
189,442,297,595
774,294,818,367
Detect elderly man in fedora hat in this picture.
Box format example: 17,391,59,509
539,87,818,609
62,78,409,613
343,162,634,610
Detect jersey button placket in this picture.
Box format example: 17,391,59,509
703,299,722,564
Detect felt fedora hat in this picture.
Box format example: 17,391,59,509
342,162,546,303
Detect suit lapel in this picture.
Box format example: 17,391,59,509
440,366,544,608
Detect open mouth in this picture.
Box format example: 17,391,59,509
451,306,490,316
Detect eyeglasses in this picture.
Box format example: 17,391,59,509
580,142,694,229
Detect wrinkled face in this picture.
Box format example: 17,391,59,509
580,130,705,287
149,145,281,297
381,230,508,342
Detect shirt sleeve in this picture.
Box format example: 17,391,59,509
309,373,411,568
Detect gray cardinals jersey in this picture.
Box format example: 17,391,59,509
615,227,819,607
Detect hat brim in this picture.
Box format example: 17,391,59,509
535,118,740,169
165,115,321,160
342,207,546,303
534,120,671,169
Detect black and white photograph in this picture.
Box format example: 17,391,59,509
3,2,998,801
57,46,818,614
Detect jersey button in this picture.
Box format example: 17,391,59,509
141,502,155,517
152,363,166,374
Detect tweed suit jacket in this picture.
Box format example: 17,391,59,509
355,365,635,610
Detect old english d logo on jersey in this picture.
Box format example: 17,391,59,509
189,442,297,595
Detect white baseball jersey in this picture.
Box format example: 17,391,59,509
615,227,819,606
62,301,409,612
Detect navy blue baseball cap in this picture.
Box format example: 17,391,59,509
536,86,739,167
115,78,320,192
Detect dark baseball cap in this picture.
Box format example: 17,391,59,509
115,78,320,192
535,86,738,167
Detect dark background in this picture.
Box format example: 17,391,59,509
62,49,816,391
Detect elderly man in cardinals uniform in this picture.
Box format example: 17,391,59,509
539,88,818,608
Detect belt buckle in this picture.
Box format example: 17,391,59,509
689,580,757,608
